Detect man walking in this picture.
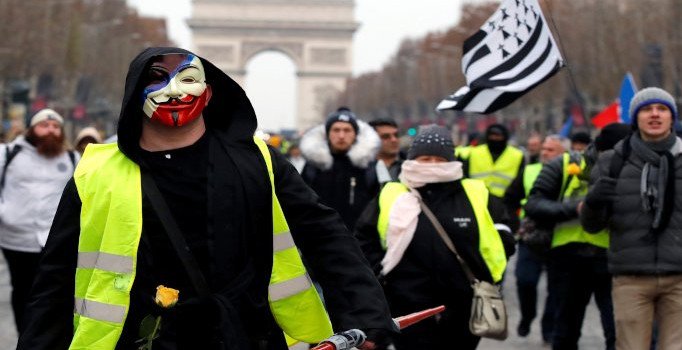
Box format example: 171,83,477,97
581,87,682,350
462,124,525,197
18,47,395,349
504,134,570,342
300,108,380,230
0,108,77,333
525,124,631,350
368,118,403,183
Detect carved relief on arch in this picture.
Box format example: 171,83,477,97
240,41,303,67
310,48,347,66
197,45,236,63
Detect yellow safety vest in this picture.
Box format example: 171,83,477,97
376,180,507,283
455,145,472,160
70,138,332,350
519,163,543,218
551,153,609,249
468,144,524,197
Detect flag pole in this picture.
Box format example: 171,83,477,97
541,0,592,132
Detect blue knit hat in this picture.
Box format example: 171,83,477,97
629,87,678,129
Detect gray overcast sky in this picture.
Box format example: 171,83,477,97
126,0,473,130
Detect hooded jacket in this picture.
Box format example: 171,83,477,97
18,47,394,350
0,136,78,251
300,121,380,230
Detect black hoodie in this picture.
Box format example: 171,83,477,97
18,47,394,350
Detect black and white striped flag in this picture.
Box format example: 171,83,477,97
436,0,564,113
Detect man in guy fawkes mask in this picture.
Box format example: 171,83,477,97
18,47,395,350
461,124,525,198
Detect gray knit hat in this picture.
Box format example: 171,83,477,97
407,124,455,161
629,87,678,129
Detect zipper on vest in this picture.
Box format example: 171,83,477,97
349,176,356,205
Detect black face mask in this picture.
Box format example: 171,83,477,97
487,139,507,153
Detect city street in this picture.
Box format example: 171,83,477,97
0,254,17,349
0,252,607,349
479,254,605,349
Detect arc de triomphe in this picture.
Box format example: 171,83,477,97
188,0,358,131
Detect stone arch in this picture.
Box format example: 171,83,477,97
189,0,358,131
240,44,303,70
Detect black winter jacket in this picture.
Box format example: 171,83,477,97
302,154,379,231
354,181,515,318
525,154,582,225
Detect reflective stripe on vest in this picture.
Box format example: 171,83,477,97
519,163,543,218
468,145,524,197
253,137,333,345
71,143,142,350
552,153,609,249
71,140,332,349
376,179,507,283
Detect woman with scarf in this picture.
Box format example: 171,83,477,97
355,125,516,349
580,87,682,350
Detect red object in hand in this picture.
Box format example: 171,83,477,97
394,305,446,329
310,305,446,350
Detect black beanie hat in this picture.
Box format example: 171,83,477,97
485,123,509,141
594,123,631,152
570,131,592,145
325,107,359,135
407,124,456,161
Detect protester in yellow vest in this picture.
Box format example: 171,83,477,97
354,125,515,350
503,134,569,343
524,125,630,350
17,47,395,350
462,124,525,197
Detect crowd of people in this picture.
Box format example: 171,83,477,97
0,47,679,350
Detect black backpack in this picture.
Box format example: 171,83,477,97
607,135,632,179
0,144,76,196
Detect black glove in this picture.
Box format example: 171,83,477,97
584,177,618,207
361,328,393,350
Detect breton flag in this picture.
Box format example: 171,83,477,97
436,0,565,113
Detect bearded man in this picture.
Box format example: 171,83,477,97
0,108,78,333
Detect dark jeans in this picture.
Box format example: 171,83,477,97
1,248,42,333
515,242,556,342
549,244,615,350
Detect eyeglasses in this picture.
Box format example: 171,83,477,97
380,133,399,140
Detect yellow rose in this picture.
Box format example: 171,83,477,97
567,163,582,176
155,285,179,308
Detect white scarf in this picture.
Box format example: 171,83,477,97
381,161,463,275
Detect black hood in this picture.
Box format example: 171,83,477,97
117,47,258,163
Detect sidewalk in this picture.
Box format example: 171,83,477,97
0,253,17,349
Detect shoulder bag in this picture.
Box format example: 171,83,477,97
418,199,508,340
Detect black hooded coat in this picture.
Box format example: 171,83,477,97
17,47,394,349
